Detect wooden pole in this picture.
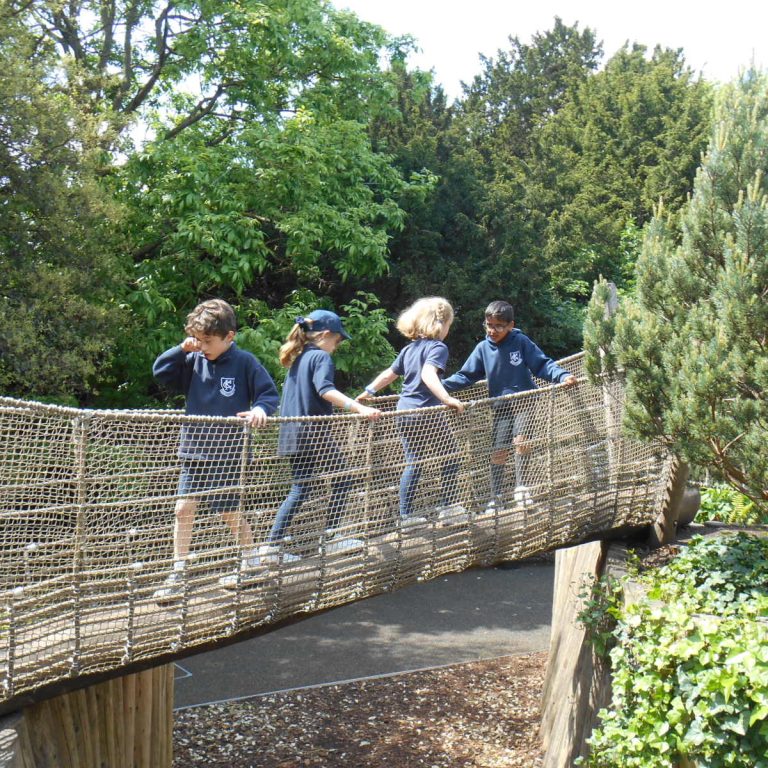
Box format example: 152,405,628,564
0,664,175,768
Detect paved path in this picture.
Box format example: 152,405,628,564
174,559,554,709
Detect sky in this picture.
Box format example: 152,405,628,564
337,0,767,100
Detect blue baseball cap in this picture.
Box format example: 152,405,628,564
303,309,351,340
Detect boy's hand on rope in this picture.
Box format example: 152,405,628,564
237,406,268,427
443,396,465,413
562,375,578,388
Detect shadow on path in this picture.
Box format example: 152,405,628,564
174,559,554,709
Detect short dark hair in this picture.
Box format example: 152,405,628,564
185,299,237,338
484,301,514,323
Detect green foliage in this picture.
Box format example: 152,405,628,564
585,71,768,511
577,573,626,659
584,277,620,379
332,294,396,389
0,6,127,402
585,534,768,767
699,486,764,526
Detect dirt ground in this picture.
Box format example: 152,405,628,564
173,651,547,767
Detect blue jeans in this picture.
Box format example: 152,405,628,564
269,441,352,542
397,411,460,518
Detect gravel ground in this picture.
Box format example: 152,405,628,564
173,651,547,767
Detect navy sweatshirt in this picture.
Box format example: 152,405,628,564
153,342,279,461
443,329,571,398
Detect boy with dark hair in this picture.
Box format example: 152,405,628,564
443,300,576,507
152,299,279,602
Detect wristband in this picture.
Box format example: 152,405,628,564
343,399,353,411
364,386,376,397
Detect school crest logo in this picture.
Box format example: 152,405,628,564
509,351,522,366
220,377,236,397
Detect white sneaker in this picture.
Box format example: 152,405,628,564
437,503,469,524
255,544,302,566
514,486,533,507
484,498,498,514
153,571,184,605
218,558,265,589
256,543,281,564
322,537,364,554
400,515,428,528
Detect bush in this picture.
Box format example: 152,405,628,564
699,485,764,526
584,534,768,768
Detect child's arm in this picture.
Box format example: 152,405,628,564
523,339,577,387
152,340,197,394
237,362,280,427
422,364,465,412
323,389,382,421
356,367,399,401
442,345,486,392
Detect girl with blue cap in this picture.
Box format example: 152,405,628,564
260,310,381,563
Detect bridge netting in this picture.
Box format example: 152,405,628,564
0,353,673,708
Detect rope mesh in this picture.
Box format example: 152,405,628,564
0,353,672,704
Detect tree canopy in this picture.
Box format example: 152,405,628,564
0,4,720,406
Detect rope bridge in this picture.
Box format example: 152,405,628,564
0,353,673,711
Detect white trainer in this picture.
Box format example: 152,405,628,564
323,537,365,554
514,486,533,507
153,571,184,605
437,503,469,523
400,515,428,528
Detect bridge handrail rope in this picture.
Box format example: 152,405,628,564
0,353,673,712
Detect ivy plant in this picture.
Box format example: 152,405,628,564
584,533,768,768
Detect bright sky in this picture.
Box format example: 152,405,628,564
337,0,766,100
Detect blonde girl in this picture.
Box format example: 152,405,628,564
358,297,465,523
264,310,380,561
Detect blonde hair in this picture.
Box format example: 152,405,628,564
279,320,324,368
396,297,454,340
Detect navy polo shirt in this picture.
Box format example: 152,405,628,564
278,345,337,455
392,339,449,410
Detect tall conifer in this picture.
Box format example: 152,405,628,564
586,72,768,509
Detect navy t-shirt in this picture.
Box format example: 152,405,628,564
278,345,337,455
392,339,449,410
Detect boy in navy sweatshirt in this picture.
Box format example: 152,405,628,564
443,301,576,507
152,299,279,601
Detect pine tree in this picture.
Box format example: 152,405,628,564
585,71,768,510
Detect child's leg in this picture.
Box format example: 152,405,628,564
220,508,255,550
173,497,198,561
489,411,513,499
437,413,461,506
397,415,422,517
490,453,508,497
325,441,353,532
268,454,311,542
512,411,531,488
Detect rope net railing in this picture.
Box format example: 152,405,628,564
0,353,673,706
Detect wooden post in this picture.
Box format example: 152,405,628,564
0,665,175,768
649,457,689,548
